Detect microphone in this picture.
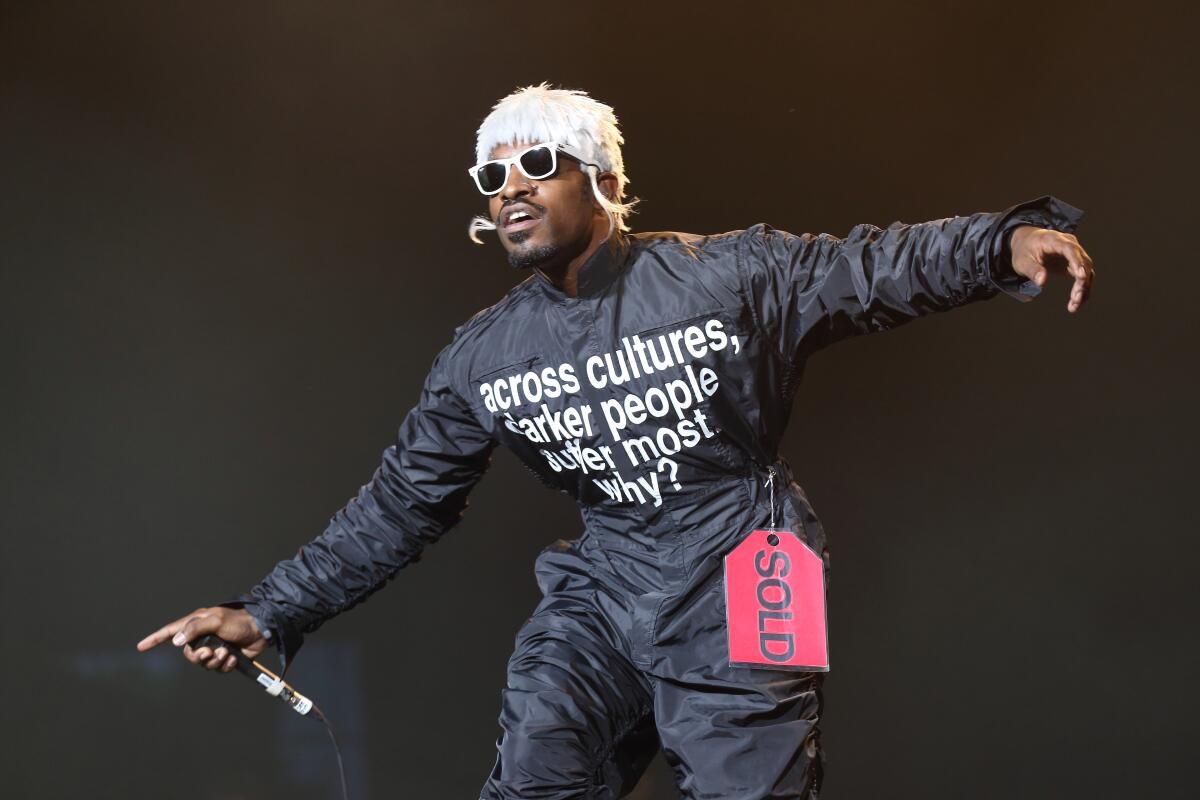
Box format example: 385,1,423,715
189,634,350,799
191,634,318,718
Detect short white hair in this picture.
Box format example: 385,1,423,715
468,83,635,244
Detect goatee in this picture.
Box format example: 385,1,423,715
507,241,559,270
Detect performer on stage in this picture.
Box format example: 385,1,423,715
139,84,1095,798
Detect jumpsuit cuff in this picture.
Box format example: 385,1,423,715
217,595,303,678
985,195,1086,302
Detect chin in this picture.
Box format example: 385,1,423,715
506,228,534,246
507,241,559,270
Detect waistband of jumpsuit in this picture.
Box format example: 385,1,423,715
575,459,804,591
584,454,799,517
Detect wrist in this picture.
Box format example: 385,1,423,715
1008,224,1037,256
240,606,272,641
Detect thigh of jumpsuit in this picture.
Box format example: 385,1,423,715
651,562,825,799
480,539,660,800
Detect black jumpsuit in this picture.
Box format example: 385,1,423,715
224,196,1082,798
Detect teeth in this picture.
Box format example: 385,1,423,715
509,211,530,223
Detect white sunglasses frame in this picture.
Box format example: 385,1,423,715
467,141,596,196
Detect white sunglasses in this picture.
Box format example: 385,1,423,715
468,141,597,196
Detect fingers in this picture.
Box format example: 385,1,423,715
204,646,230,671
136,609,203,652
140,608,226,659
1068,278,1086,312
182,641,231,667
140,607,255,676
1032,231,1095,314
201,647,240,672
171,611,225,650
1059,237,1095,314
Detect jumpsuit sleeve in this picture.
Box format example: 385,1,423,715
218,341,496,674
739,195,1084,358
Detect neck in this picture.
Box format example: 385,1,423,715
536,226,615,298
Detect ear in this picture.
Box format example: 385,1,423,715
594,171,619,203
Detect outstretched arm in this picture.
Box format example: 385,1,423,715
138,341,496,675
740,196,1092,359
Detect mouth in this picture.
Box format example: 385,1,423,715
500,203,544,234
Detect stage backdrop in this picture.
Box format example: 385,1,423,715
2,2,1197,798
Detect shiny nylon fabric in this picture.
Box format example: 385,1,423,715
223,196,1083,798
481,532,824,799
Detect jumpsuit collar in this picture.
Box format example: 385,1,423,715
533,235,630,300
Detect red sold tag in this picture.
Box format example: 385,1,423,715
724,530,829,671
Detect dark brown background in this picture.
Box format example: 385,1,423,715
2,1,1197,797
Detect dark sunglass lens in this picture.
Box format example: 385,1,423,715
520,147,555,179
478,162,508,193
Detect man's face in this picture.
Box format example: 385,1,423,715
485,141,602,270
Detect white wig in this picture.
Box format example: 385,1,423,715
468,83,635,244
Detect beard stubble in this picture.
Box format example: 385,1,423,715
505,230,559,270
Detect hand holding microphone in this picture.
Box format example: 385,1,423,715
137,606,348,797
136,605,268,672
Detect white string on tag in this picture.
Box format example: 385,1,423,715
765,466,777,531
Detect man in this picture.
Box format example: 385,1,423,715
138,84,1095,798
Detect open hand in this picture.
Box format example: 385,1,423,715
137,606,267,673
1009,225,1096,313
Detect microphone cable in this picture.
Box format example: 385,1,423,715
192,635,350,800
